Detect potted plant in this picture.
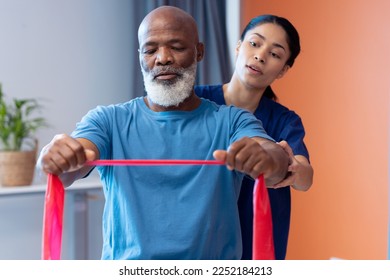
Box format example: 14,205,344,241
0,83,47,186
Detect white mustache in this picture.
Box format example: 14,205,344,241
149,66,184,78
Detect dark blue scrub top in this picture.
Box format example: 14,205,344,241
195,84,309,260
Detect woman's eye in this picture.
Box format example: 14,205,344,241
249,41,257,47
271,52,281,59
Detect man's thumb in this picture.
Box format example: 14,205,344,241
213,150,227,162
85,149,96,161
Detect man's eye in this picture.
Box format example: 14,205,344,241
271,52,281,59
171,46,185,51
142,49,156,55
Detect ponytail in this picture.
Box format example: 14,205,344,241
264,86,277,101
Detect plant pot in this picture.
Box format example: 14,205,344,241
0,149,37,186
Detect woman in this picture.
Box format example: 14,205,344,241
195,14,313,259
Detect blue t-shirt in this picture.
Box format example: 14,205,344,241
71,97,273,259
195,85,309,260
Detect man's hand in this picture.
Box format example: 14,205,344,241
37,134,97,179
213,137,277,179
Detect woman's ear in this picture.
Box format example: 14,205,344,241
277,65,290,79
235,40,242,56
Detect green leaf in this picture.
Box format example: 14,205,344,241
0,84,48,151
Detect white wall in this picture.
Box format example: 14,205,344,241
0,0,133,172
0,0,132,259
226,0,240,73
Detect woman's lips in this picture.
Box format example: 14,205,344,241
247,64,263,75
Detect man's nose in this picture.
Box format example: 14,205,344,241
156,47,173,65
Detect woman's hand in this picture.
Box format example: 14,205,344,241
270,140,313,191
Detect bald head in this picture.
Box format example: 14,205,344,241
138,6,200,45
137,5,204,72
137,6,205,110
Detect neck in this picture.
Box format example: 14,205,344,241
144,91,201,112
223,77,266,113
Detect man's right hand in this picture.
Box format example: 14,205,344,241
38,134,97,176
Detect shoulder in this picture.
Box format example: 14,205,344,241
90,97,142,113
199,98,257,124
82,98,143,122
194,84,222,95
194,84,225,104
258,96,302,123
259,96,292,113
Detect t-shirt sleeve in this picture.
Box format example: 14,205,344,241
278,113,310,161
230,107,275,144
70,105,112,159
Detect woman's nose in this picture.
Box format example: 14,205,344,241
254,48,266,63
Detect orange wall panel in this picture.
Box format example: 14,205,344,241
241,0,389,259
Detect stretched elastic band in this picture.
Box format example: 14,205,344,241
86,159,225,166
42,159,274,260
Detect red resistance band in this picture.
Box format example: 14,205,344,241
42,159,275,260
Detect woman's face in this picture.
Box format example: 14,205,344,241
235,22,291,90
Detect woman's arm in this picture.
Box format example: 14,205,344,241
270,140,313,191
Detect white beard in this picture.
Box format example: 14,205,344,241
141,61,197,107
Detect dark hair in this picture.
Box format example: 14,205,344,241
240,15,301,101
263,85,277,101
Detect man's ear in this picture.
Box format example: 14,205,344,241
196,42,205,61
277,65,290,79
